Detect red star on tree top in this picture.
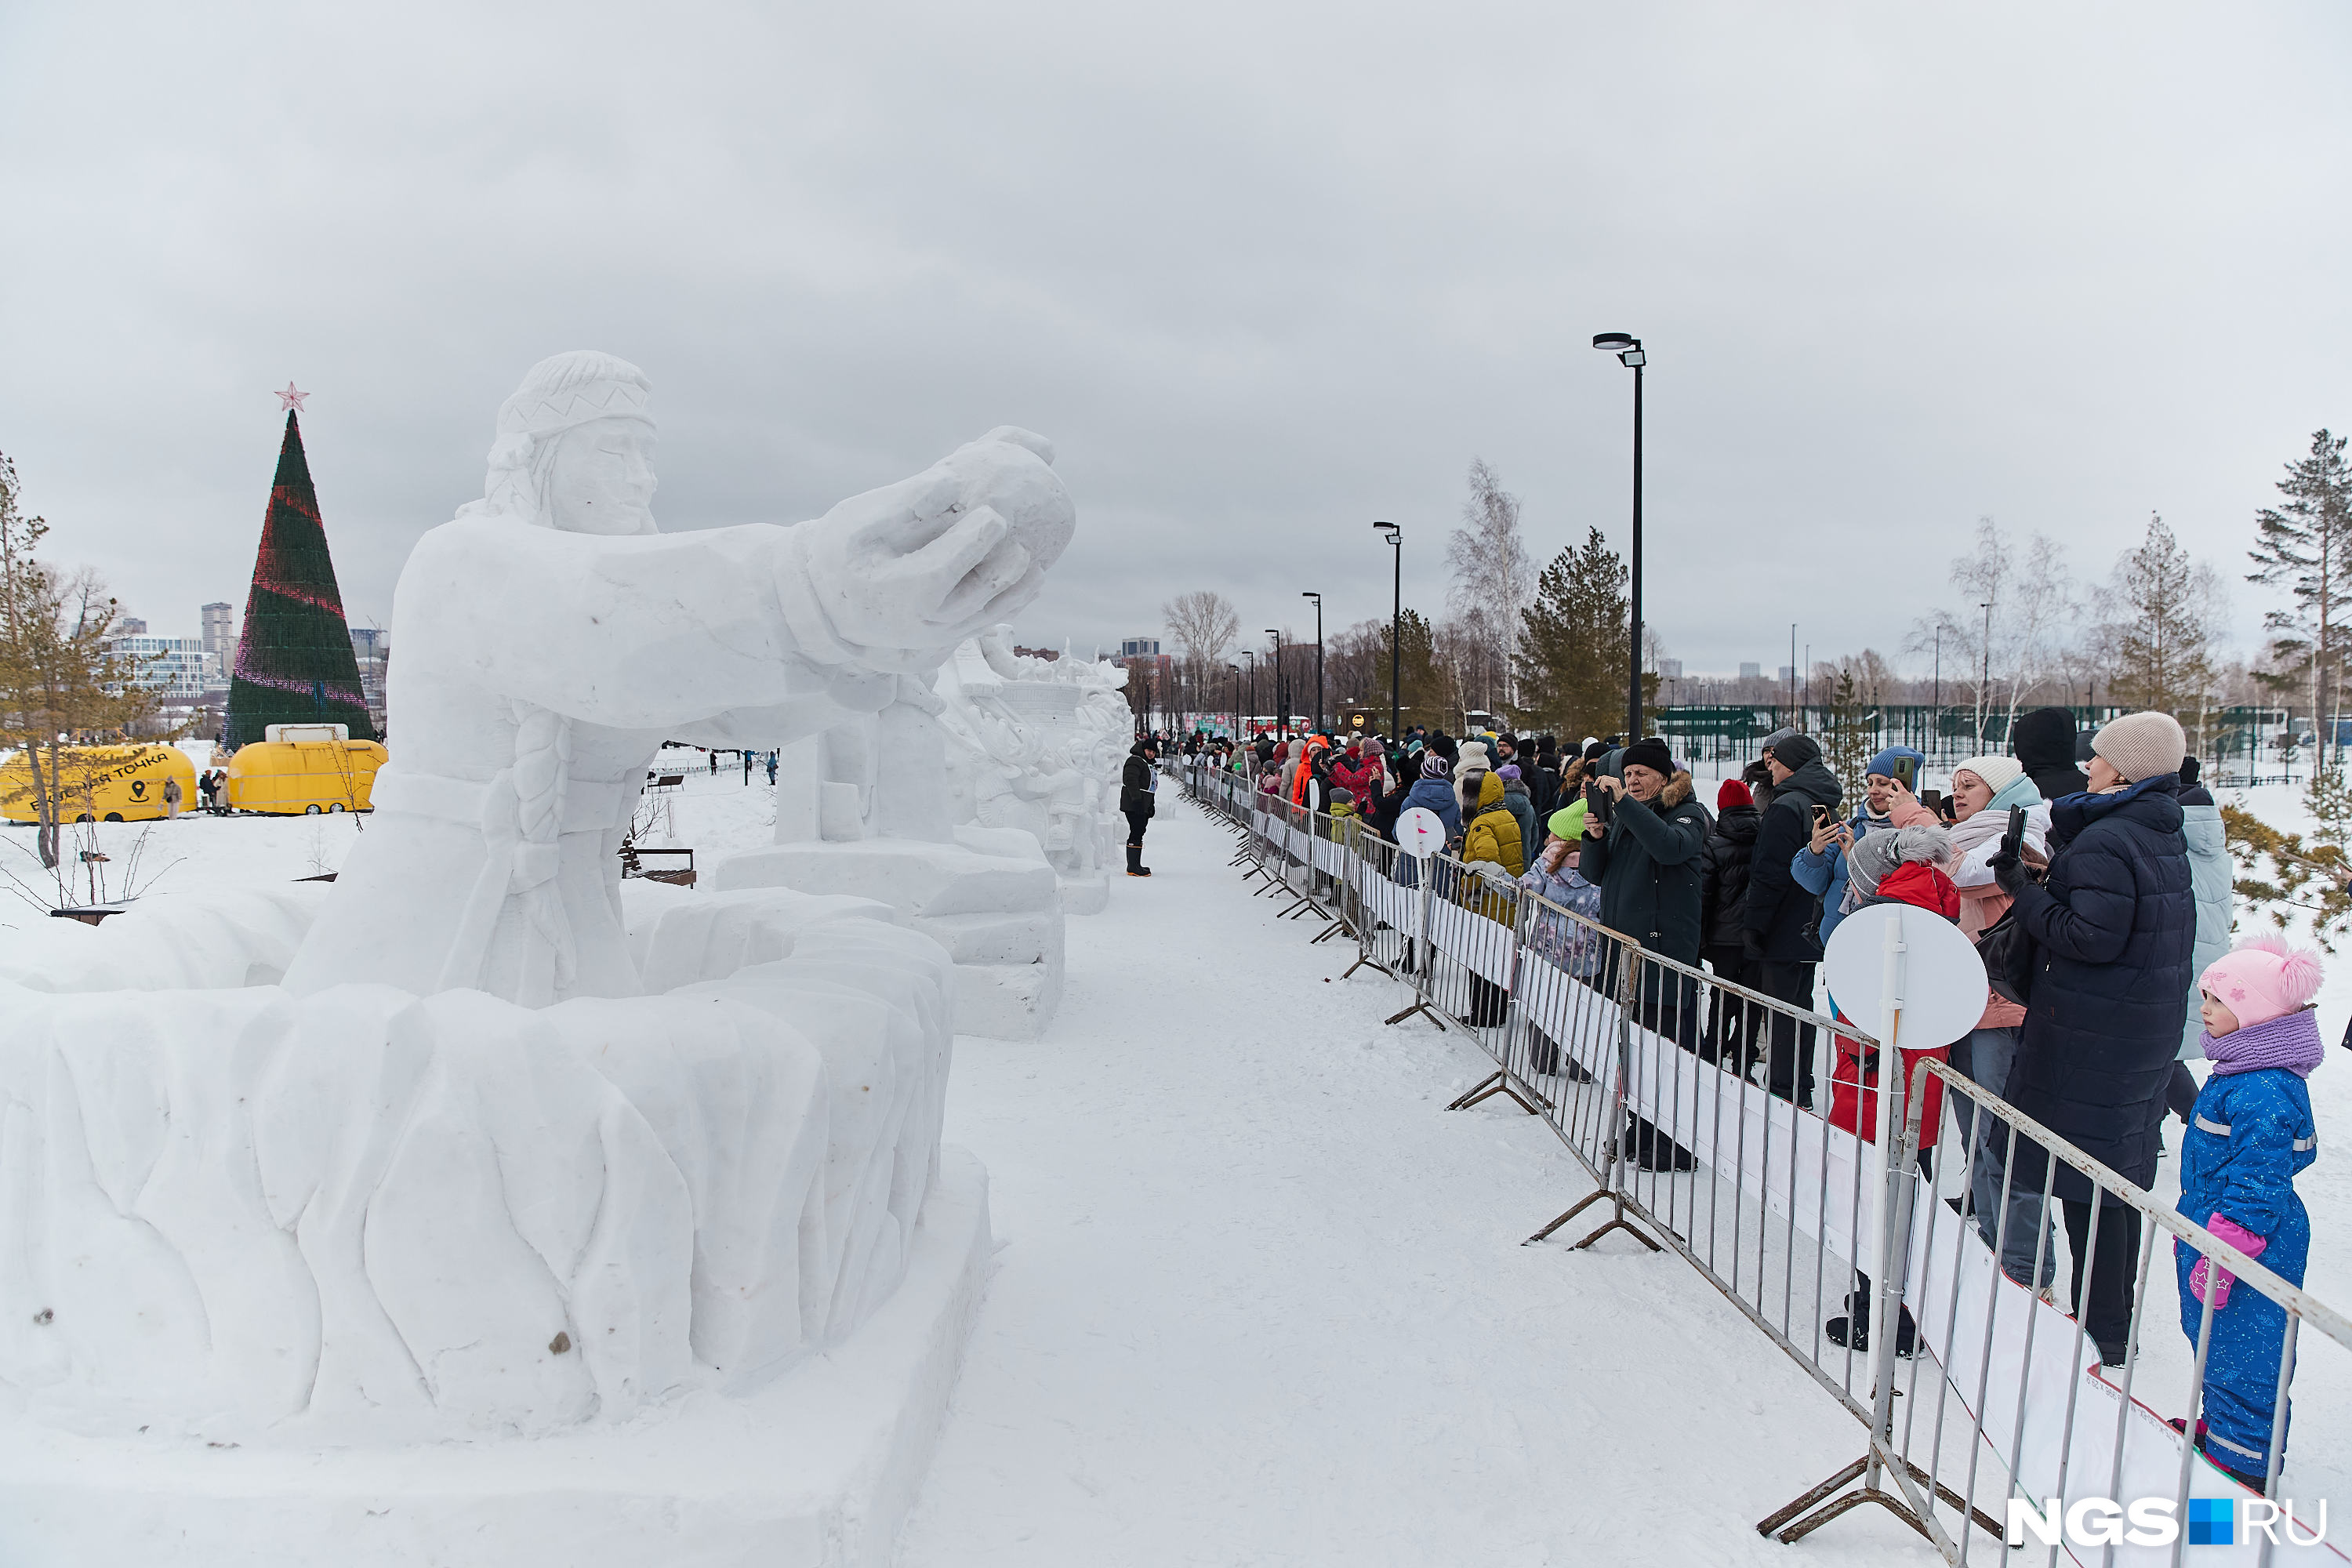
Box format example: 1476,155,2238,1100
274,383,309,412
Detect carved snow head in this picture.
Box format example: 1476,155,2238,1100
474,350,659,536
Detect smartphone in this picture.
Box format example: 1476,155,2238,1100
1921,788,1949,820
1889,755,1920,792
1811,804,1832,829
1585,780,1613,823
1999,804,2027,862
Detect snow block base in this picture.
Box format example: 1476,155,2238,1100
714,840,1065,1039
0,1148,995,1568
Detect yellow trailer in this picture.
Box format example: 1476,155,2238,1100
225,734,387,815
0,744,199,823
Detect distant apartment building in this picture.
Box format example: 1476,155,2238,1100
1739,662,1762,681
1118,637,1160,659
350,626,390,734
109,635,218,699
200,601,236,664
114,615,148,636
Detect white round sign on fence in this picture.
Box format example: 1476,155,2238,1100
1396,807,1447,858
1821,902,1987,1049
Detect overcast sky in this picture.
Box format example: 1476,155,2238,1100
2,3,2346,680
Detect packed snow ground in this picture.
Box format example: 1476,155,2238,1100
896,794,1937,1567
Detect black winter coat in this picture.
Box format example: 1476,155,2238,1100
1744,758,1844,962
1579,773,1709,964
2002,774,2193,1200
1699,803,1762,952
1121,748,1158,817
1534,760,1563,818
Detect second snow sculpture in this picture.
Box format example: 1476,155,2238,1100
0,353,1075,1454
936,633,1131,916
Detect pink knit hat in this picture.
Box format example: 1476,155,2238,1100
2198,935,2325,1029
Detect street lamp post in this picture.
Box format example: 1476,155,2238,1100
1374,522,1401,740
1933,624,1943,761
1243,649,1257,736
1593,332,1647,742
1979,600,1994,746
1301,591,1323,737
1229,663,1241,739
1265,629,1283,735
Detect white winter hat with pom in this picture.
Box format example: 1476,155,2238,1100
2199,934,2325,1031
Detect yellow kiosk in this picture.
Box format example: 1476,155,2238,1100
225,724,387,815
0,744,200,823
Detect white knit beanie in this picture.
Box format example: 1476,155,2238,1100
2091,711,2187,783
1953,754,2023,794
1454,741,1490,779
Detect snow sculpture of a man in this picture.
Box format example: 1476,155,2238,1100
287,351,1074,1006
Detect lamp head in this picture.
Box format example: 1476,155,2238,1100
1595,332,1645,368
1373,519,1399,539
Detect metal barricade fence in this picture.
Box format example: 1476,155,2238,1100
1185,780,2352,1560
1799,1054,2352,1564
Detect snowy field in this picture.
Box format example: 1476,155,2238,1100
8,753,2351,1561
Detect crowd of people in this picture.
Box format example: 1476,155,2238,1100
1178,709,2321,1490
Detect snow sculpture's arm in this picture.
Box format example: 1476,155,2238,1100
404,519,839,731
405,428,1073,733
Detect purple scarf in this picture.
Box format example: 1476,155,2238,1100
2204,1010,2326,1080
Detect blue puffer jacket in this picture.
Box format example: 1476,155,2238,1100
2002,774,2194,1198
1393,775,1465,888
1399,776,1462,841
2178,1066,2317,1259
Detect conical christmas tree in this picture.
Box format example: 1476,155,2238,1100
223,410,378,748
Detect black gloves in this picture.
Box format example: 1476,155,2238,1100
1989,850,2026,893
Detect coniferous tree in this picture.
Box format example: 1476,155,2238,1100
2249,430,2352,771
2104,512,2219,728
1376,608,1448,732
1515,527,1629,741
224,411,376,748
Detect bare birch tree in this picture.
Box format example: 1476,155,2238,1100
1446,459,1532,717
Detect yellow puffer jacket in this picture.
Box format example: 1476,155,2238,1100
1460,771,1525,921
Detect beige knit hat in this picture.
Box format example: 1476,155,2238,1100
2091,711,2187,783
1953,754,2023,794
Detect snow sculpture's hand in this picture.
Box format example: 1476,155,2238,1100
786,428,1075,673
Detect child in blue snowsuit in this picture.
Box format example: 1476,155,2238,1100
2177,935,2325,1494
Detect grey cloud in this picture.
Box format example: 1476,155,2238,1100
1,2,2346,670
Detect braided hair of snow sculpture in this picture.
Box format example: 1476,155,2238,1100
284,350,1076,1006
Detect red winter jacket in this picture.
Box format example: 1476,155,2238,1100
1828,861,1958,1149
1330,751,1379,801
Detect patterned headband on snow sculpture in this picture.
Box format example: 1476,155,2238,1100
495,350,653,440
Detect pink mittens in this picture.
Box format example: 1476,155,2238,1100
2189,1213,2269,1312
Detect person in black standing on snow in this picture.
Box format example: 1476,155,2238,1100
1699,778,1763,1069
1743,731,1844,1108
1123,736,1160,877
1580,737,1711,1167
